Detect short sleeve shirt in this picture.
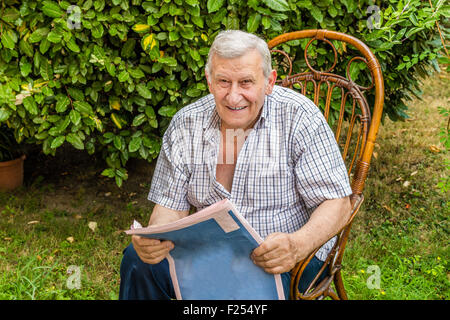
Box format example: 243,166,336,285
148,85,352,261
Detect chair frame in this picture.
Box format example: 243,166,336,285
268,30,384,300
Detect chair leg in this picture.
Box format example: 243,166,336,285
333,269,348,300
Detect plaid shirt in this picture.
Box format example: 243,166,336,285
148,85,352,261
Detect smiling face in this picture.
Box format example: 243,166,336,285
206,50,277,131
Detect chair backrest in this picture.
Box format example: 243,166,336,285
268,30,384,198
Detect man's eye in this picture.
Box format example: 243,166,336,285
241,80,253,86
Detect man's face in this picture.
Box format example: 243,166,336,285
206,50,277,131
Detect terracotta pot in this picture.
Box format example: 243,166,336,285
0,155,26,191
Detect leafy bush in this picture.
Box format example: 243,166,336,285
0,0,447,185
0,124,23,161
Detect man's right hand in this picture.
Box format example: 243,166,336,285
132,235,175,265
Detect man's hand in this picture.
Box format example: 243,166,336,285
251,232,304,274
131,204,188,264
132,235,174,265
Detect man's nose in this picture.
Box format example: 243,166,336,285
226,83,242,106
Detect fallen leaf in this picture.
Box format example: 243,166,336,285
373,152,378,159
410,171,418,176
396,177,403,182
4,237,12,241
74,214,82,220
27,220,40,225
429,145,441,153
382,204,392,212
37,255,42,261
66,236,74,243
405,204,411,209
403,181,411,187
88,221,97,232
104,192,111,197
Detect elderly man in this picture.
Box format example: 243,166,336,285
119,30,352,300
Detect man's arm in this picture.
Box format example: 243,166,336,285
132,204,189,265
251,196,352,274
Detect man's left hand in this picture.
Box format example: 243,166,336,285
251,232,302,274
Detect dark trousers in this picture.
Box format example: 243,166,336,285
119,244,327,300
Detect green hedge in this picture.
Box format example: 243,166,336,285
0,0,447,186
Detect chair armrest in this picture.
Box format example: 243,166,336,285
290,194,364,300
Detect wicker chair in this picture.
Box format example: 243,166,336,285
267,30,384,300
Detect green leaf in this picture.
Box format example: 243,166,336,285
66,133,84,150
40,59,53,81
66,37,80,53
128,137,142,153
19,39,34,57
207,0,225,13
69,109,81,126
158,106,177,117
118,71,129,82
0,107,11,122
136,83,152,99
56,95,70,113
149,119,158,128
1,30,16,49
51,136,65,149
39,39,51,54
186,87,201,97
129,68,145,79
145,106,156,119
247,13,261,33
23,96,38,115
20,60,32,77
180,28,195,40
73,101,94,115
42,1,64,18
67,87,85,101
115,175,123,187
92,24,104,38
113,135,123,150
158,57,177,67
1,8,20,23
121,39,136,58
310,6,324,23
101,168,115,178
262,0,289,12
132,114,146,127
29,28,50,43
47,30,63,43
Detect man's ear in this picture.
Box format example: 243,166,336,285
265,69,277,95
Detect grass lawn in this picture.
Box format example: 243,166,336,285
0,71,448,300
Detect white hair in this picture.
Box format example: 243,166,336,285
205,30,272,79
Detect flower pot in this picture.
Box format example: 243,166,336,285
0,155,26,191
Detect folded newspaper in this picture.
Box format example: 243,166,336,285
125,199,285,300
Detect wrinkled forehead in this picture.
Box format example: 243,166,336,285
209,50,266,78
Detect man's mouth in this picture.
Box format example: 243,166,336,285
227,106,247,111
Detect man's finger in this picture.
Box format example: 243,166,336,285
252,240,280,258
132,235,161,246
251,248,280,263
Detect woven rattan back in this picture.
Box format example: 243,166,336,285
268,30,384,197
